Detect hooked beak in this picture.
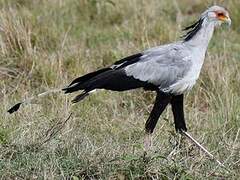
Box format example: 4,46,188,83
219,15,231,26
225,16,231,26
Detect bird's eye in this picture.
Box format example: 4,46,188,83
216,12,225,17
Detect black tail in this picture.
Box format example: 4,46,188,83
62,68,156,102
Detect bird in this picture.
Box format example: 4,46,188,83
8,5,231,150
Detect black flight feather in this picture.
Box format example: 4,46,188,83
113,53,142,66
62,53,143,94
65,67,111,88
113,53,142,69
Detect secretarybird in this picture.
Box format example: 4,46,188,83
8,6,231,150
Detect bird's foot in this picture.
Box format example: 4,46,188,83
144,133,152,151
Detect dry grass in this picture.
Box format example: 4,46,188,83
0,0,240,179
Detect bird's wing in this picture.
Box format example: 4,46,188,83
124,43,192,91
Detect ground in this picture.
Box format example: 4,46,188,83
0,0,240,179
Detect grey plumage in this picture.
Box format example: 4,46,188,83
7,6,231,148
124,43,192,93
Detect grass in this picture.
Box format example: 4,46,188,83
0,0,240,179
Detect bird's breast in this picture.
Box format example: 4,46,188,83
163,52,205,94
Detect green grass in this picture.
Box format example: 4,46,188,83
0,0,240,179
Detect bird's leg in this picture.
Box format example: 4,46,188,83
181,131,227,170
171,94,187,132
144,132,152,151
170,95,227,169
144,91,171,150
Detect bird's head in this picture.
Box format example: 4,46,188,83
201,5,231,27
182,5,231,42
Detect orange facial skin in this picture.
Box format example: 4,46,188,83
215,11,228,21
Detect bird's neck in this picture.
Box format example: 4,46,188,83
184,21,215,51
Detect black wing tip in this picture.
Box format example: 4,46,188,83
7,102,22,114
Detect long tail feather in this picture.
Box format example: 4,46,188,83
7,89,62,114
7,102,22,114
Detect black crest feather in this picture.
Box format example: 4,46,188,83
182,18,204,41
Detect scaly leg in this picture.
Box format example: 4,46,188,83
144,91,171,150
144,132,152,151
